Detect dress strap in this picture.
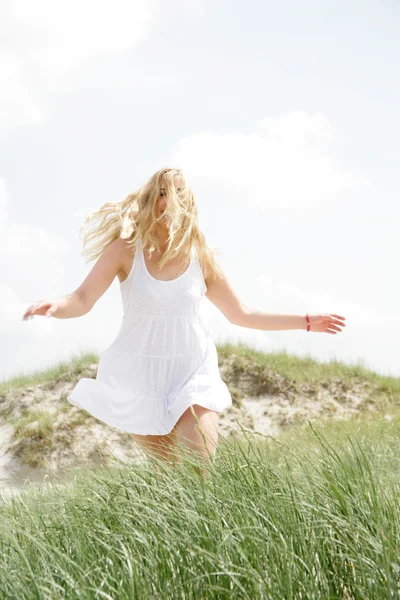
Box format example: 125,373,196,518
191,244,207,294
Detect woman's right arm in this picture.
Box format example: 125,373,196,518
22,238,126,320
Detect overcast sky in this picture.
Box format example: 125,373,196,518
1,0,399,383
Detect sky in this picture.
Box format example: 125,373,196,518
1,0,399,382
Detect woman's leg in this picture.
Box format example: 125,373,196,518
131,405,220,475
173,404,220,471
131,430,178,469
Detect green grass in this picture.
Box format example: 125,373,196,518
3,343,400,397
1,411,400,599
0,349,100,394
1,344,399,597
218,340,400,392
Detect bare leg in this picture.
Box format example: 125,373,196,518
174,404,220,475
131,430,179,474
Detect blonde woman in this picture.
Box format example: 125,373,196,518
22,167,346,471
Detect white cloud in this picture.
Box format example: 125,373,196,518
0,55,46,129
0,178,70,324
168,111,368,212
163,0,206,17
0,0,158,128
256,110,335,145
0,177,8,226
0,171,81,377
5,0,155,60
160,112,400,375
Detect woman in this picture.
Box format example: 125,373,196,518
22,167,346,471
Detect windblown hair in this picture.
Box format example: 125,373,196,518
78,167,223,282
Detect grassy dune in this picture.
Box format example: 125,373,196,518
0,407,400,597
1,345,399,598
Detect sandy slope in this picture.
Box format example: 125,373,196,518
0,354,393,497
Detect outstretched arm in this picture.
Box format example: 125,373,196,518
22,238,126,321
205,267,346,334
232,307,345,333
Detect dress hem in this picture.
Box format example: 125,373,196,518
67,378,232,436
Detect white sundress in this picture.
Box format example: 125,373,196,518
67,239,232,435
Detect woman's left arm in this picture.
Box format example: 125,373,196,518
233,308,346,334
205,268,346,334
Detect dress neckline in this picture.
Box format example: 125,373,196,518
140,240,193,283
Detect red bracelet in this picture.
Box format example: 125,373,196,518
306,314,310,331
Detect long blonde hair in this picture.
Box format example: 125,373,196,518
78,167,223,282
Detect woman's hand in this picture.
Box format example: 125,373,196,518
22,298,65,321
308,313,346,334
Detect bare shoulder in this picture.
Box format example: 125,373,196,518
117,237,136,284
74,237,135,311
201,256,219,291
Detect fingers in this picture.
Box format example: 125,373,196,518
22,301,49,321
22,306,34,320
326,314,346,335
332,314,346,323
22,308,36,321
23,303,37,320
327,314,346,328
